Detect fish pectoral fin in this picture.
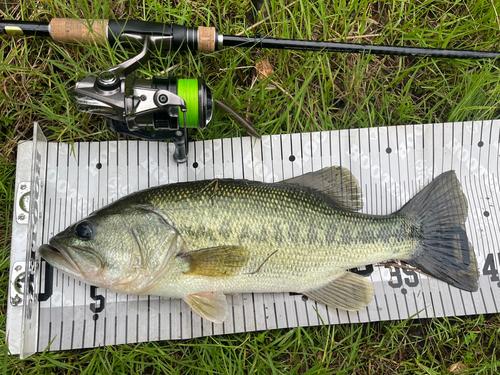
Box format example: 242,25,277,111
177,246,249,277
281,166,363,212
184,291,228,324
303,271,374,311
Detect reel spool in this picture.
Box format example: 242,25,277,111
73,34,213,163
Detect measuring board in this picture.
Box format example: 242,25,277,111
7,121,500,358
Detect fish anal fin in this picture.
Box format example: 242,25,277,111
303,271,374,311
281,166,363,212
184,291,228,323
177,246,249,277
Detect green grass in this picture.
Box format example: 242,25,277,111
1,0,500,373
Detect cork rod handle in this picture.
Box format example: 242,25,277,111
198,26,216,53
50,18,108,45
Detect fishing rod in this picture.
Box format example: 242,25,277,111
3,18,500,59
2,18,500,162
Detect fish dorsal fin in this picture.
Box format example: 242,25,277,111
303,271,374,310
184,291,228,323
177,246,249,277
281,166,363,212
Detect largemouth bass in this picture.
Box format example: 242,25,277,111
40,167,479,323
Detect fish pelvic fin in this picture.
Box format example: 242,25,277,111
399,170,479,292
281,166,363,212
303,272,374,311
177,246,249,277
184,291,228,324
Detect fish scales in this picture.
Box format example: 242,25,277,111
130,179,418,295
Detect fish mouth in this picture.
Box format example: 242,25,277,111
39,241,82,276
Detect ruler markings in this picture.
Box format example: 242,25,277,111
485,123,500,307
320,131,333,326
309,131,330,325
239,137,254,332
461,178,480,316
393,126,416,318
270,134,288,329
389,128,407,318
412,124,435,318
38,142,58,351
212,138,226,337
371,127,394,321
13,123,497,353
289,134,310,328
261,136,278,330
472,174,496,314
477,121,500,313
398,125,420,318
222,138,233,178
357,128,375,322
60,144,78,350
379,126,404,321
251,138,268,332
329,129,340,192
449,124,472,317
460,125,482,316
211,138,226,336
48,143,69,350
441,123,462,317
452,128,475,315
339,128,360,324
229,137,245,334
159,296,171,341
427,123,450,318
302,132,320,327
139,142,153,342
279,134,298,328
471,173,492,314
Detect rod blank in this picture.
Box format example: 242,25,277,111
0,20,50,36
222,35,500,60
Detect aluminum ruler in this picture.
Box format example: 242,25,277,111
7,121,500,358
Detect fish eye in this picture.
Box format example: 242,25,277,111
75,220,95,241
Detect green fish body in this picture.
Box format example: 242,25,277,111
40,167,479,323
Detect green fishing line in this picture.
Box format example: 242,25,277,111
177,79,199,128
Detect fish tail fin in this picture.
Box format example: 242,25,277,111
399,171,479,292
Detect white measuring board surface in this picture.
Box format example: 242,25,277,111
7,121,500,357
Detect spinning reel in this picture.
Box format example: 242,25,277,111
73,35,213,163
